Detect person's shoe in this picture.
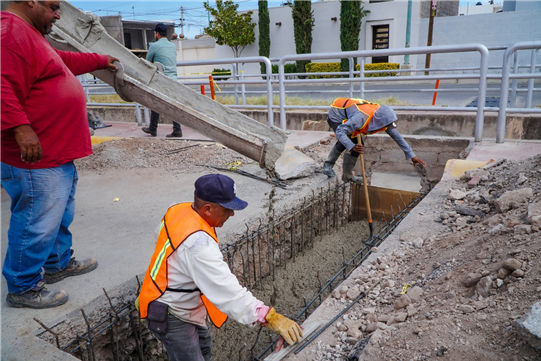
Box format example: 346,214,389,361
342,154,364,185
166,131,183,138
322,162,336,177
43,257,98,284
142,127,157,136
6,280,68,309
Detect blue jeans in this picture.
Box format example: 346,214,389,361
1,162,77,294
152,314,212,361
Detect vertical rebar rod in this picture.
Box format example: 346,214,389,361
257,223,263,288
301,200,305,254
291,218,295,262
81,310,96,361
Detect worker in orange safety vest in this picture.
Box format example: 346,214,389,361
323,98,426,183
137,174,302,361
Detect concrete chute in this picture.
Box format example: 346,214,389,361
48,2,287,170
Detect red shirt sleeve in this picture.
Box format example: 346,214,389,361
56,50,109,76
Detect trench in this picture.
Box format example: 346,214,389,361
36,183,424,361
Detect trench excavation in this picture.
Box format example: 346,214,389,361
35,182,424,361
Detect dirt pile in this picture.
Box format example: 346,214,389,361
76,138,254,174
309,155,541,361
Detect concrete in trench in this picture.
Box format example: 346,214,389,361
1,122,540,360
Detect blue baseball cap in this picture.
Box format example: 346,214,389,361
195,174,248,211
152,23,167,36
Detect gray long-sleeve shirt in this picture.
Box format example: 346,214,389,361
328,105,416,160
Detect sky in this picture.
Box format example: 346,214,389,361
71,0,481,40
71,1,285,39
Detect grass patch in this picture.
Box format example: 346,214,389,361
89,94,132,103
89,93,412,107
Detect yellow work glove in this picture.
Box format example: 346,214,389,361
134,296,140,312
263,307,303,346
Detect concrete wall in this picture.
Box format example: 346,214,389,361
175,37,216,77
88,107,541,141
420,0,459,18
416,8,541,71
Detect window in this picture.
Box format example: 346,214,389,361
372,24,389,63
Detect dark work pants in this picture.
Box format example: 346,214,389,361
151,314,212,361
327,118,360,158
149,111,181,132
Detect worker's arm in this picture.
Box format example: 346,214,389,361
56,50,111,76
1,48,42,163
178,232,270,325
386,128,426,167
146,43,156,62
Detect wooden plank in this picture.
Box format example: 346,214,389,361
264,321,321,361
351,185,420,222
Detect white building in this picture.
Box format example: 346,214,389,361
212,0,540,75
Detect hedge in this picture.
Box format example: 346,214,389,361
300,62,400,78
356,63,400,77
271,63,298,74
211,68,231,81
305,62,341,79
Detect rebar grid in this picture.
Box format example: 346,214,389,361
256,190,426,359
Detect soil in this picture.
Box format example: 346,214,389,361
293,154,541,361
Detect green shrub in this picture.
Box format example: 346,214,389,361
271,63,297,74
305,62,341,78
211,68,232,81
356,63,400,77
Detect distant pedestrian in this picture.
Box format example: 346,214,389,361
323,98,426,183
141,23,182,138
1,0,119,308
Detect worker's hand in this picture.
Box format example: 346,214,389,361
106,55,119,71
134,297,140,312
14,125,42,164
263,308,303,346
351,144,364,154
411,156,427,168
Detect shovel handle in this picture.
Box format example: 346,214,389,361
357,135,372,224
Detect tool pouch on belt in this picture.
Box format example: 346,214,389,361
147,300,169,335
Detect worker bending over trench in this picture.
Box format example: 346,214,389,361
323,98,427,183
137,174,302,361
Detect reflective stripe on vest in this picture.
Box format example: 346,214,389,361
331,98,386,137
138,202,228,328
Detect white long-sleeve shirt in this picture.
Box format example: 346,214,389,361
158,230,266,327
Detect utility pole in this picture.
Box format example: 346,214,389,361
404,0,413,65
425,0,437,75
180,6,184,37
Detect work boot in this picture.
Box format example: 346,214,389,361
6,279,68,309
342,153,364,184
322,145,342,177
44,255,98,284
142,127,157,136
166,131,183,138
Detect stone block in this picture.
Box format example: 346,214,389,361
274,146,316,180
516,302,541,351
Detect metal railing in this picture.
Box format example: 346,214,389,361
83,41,540,142
497,41,541,143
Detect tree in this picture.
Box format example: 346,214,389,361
204,0,256,58
289,0,314,76
340,0,370,73
258,1,271,76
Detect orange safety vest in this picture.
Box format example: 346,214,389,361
138,202,228,328
331,98,387,137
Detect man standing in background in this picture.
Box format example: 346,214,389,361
141,22,183,138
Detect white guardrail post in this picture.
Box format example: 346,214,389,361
497,41,541,143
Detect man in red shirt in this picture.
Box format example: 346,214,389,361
1,1,119,308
